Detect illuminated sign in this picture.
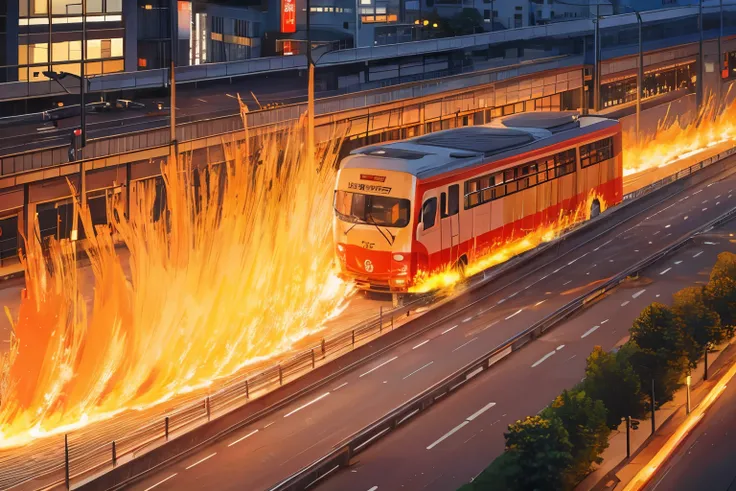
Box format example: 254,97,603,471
360,174,386,182
281,0,296,33
348,182,392,194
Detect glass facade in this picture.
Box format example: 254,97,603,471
601,62,695,109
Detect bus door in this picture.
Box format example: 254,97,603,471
439,184,460,267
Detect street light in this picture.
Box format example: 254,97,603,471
686,374,692,414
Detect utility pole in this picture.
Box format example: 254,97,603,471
650,378,656,434
626,416,631,458
306,0,315,166
636,11,643,143
169,0,178,162
697,0,704,110
593,2,600,112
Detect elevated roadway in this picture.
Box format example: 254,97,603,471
126,159,736,491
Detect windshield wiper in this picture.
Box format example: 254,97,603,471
366,213,395,246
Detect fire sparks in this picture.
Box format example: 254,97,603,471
0,115,352,447
409,191,607,294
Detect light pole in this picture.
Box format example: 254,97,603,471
169,0,177,161
686,374,692,414
306,0,315,165
636,11,643,143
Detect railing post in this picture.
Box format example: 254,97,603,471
279,365,283,385
206,396,211,421
165,416,170,440
64,434,70,490
245,379,250,399
112,440,117,467
352,329,355,347
311,348,316,369
321,338,326,358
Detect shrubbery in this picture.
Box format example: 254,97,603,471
461,251,736,491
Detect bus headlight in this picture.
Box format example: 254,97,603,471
392,253,404,261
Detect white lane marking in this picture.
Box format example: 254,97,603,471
632,289,646,299
359,357,398,378
463,317,473,323
228,430,258,447
556,345,565,351
532,351,556,368
653,231,661,236
694,189,703,195
563,280,572,286
581,326,600,338
467,402,497,421
716,195,722,199
674,261,683,265
332,382,348,392
665,224,671,229
684,216,689,220
508,292,519,299
593,239,613,252
621,301,630,307
601,319,609,325
442,325,458,335
403,361,434,380
367,487,379,491
453,338,478,352
497,298,506,304
693,251,704,258
717,202,721,206
534,300,547,307
143,474,178,491
505,309,523,320
413,339,430,350
660,267,672,275
703,200,709,204
703,208,708,212
704,241,717,245
426,421,470,450
284,392,331,416
263,421,275,429
185,452,217,470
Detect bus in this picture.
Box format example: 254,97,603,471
333,111,622,296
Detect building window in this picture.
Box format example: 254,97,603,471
580,137,613,168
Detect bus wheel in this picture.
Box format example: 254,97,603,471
455,255,468,278
590,199,601,219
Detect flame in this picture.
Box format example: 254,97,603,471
409,190,606,294
0,113,352,447
623,92,736,177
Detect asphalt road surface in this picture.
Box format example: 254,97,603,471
645,357,736,491
129,169,736,491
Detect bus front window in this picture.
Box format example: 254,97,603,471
334,190,411,228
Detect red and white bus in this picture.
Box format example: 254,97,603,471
333,111,622,294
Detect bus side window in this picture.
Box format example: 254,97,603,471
422,198,437,229
448,184,459,215
440,192,448,218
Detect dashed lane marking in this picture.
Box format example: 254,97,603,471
359,358,398,379
532,351,556,368
413,339,430,350
505,309,523,320
426,403,496,450
228,430,259,447
693,251,704,258
581,325,600,338
632,289,646,299
442,325,458,335
332,382,348,391
143,474,178,491
403,361,434,380
621,301,630,307
660,267,672,275
284,392,331,416
185,452,217,470
453,338,478,352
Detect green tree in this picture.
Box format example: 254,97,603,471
629,303,688,404
502,415,573,491
581,345,646,428
672,286,724,368
448,8,484,35
706,251,736,337
542,389,611,486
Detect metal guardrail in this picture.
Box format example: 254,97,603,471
268,201,736,491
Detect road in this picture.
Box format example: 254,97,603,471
645,358,736,491
128,164,736,491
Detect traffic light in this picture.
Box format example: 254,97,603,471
630,419,640,431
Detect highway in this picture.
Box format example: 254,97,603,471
645,357,736,491
127,165,736,491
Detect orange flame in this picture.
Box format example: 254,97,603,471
0,117,352,447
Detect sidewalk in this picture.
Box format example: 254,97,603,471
578,338,736,491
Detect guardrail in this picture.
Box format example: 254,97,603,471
268,202,736,491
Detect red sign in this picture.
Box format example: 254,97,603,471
360,174,386,182
281,0,296,33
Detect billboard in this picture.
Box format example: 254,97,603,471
281,0,296,33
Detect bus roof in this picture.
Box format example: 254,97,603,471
342,112,618,180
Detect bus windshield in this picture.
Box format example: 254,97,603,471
334,190,411,228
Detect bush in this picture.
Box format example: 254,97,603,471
706,251,736,337
582,345,646,429
542,389,611,486
458,452,513,491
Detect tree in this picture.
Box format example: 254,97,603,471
581,345,646,428
629,303,689,404
503,415,573,491
448,8,484,35
672,286,724,368
542,389,611,486
706,251,736,337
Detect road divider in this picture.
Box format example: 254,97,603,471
267,204,736,491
